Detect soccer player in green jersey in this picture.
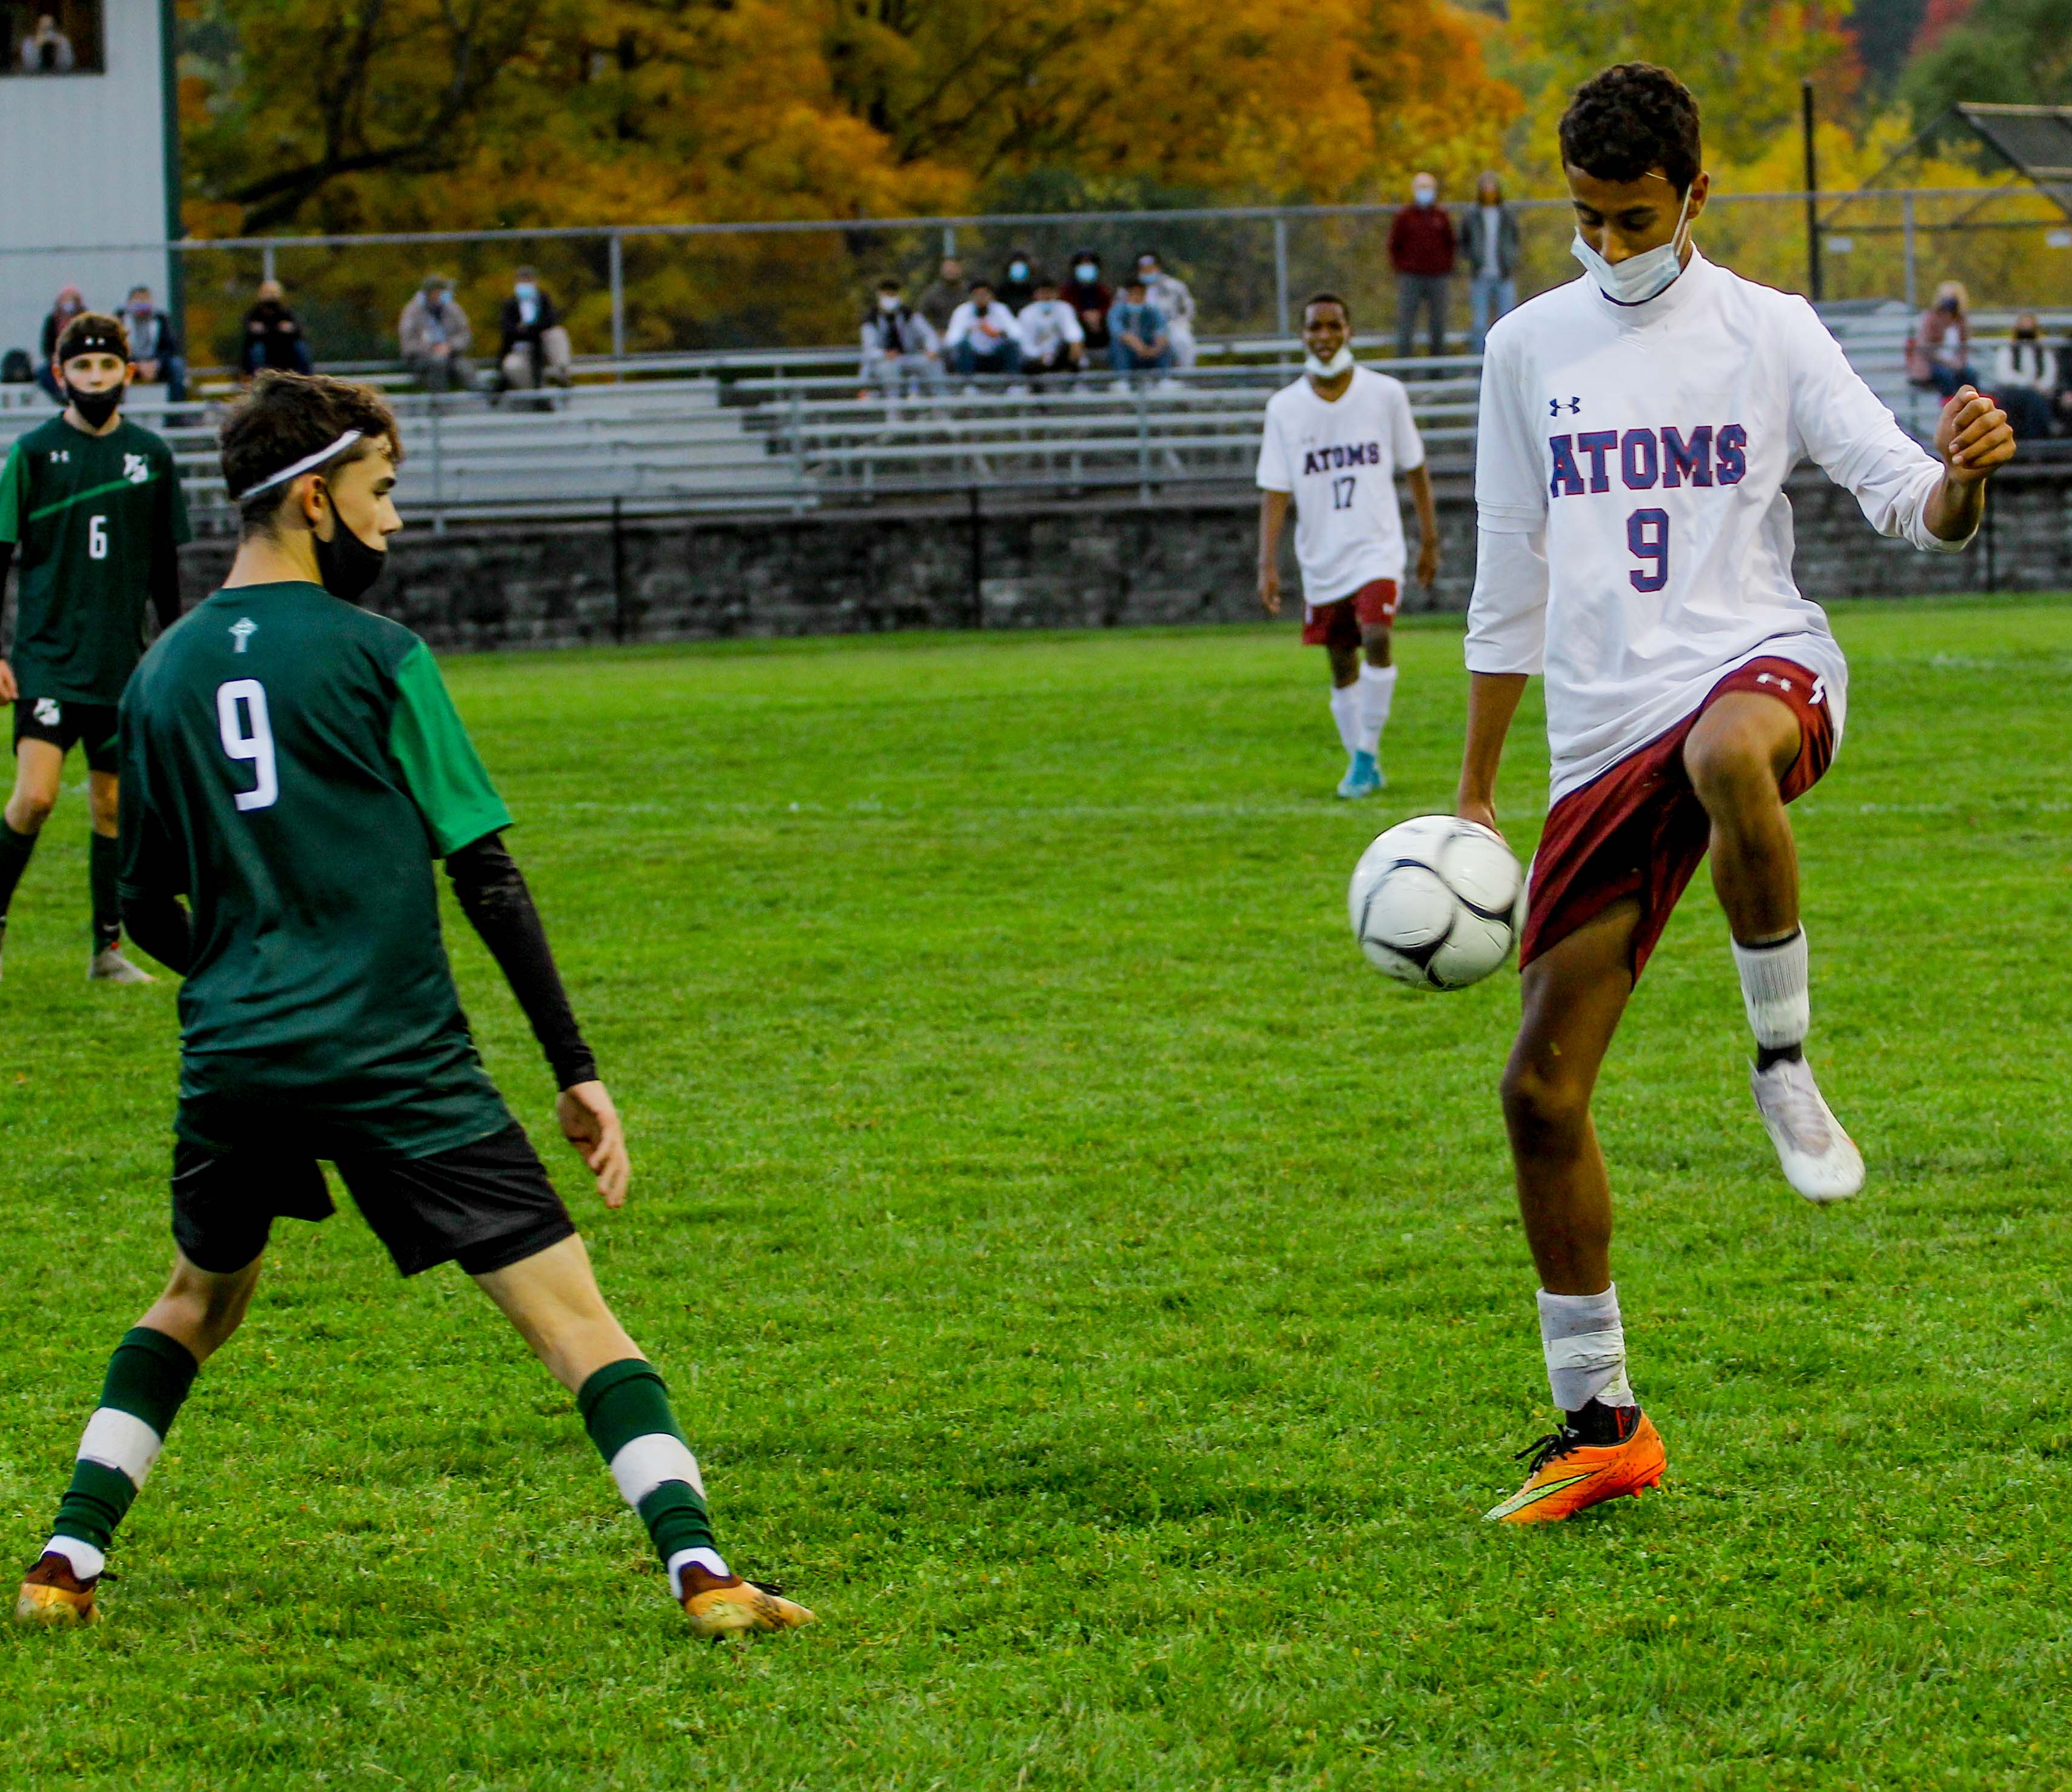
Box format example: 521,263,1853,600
0,311,190,982
15,372,813,1640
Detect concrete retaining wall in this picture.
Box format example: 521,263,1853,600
176,465,2068,652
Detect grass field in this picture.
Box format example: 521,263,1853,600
1,597,2070,1789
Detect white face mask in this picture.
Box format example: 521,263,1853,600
1572,187,1693,306
1304,346,1354,378
877,295,901,313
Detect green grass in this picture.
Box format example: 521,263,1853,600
2,598,2071,1789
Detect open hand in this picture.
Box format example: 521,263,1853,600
1417,537,1441,589
556,1081,629,1208
1936,386,2015,483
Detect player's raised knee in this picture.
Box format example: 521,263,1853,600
1500,1055,1590,1147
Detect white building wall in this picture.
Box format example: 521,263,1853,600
0,0,172,367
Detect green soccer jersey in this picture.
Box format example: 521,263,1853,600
119,581,518,1157
0,415,192,704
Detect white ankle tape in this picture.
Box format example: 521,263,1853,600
1537,1286,1633,1411
1732,928,1810,1049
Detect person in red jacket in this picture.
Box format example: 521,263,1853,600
1389,173,1457,362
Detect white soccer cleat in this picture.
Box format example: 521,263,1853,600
1751,1056,1863,1203
88,947,155,985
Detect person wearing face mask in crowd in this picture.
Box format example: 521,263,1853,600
36,287,86,404
996,251,1039,315
859,277,943,396
123,286,187,404
1134,252,1196,372
497,267,573,398
1989,312,2054,441
1014,276,1086,383
1461,172,1521,354
241,279,314,378
1905,281,1979,400
1061,251,1113,358
398,275,475,395
1389,173,1457,363
0,313,190,985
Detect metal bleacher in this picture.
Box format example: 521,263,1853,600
0,307,2049,531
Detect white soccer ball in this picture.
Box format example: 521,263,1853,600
1348,815,1526,991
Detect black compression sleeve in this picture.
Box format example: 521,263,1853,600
444,832,598,1089
120,891,193,974
149,533,181,633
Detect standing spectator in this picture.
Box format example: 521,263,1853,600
240,278,313,377
18,14,74,72
1015,277,1085,380
916,257,965,337
1990,312,2054,441
944,280,1023,382
37,287,85,403
398,274,475,393
497,267,573,393
996,250,1039,315
1906,281,1979,399
1107,278,1173,381
1136,252,1197,370
1062,250,1113,359
1460,171,1520,353
122,286,186,403
1388,172,1455,361
859,276,942,395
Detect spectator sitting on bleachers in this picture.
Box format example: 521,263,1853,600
1135,253,1196,370
860,277,943,395
399,274,475,393
917,257,965,337
1990,313,2055,441
1062,250,1113,359
1906,281,1980,400
241,279,313,378
1016,278,1085,380
123,285,187,403
498,267,573,393
945,280,1023,381
37,286,84,403
1107,278,1173,381
997,250,1039,315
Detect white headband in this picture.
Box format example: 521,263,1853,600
236,429,363,500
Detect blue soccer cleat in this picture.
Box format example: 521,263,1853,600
1336,750,1385,799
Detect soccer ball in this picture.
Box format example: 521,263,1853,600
1349,815,1526,990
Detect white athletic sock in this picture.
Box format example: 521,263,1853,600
1356,664,1398,755
667,1544,733,1599
1328,683,1360,755
1732,926,1810,1049
1537,1286,1634,1413
44,1536,105,1580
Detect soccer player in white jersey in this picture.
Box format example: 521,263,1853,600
1456,64,2013,1523
1258,295,1440,797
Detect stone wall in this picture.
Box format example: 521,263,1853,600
178,464,2068,651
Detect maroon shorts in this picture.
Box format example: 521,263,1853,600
1303,580,1400,647
1519,657,1838,977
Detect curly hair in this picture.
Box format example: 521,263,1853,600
219,370,403,536
1558,63,1702,195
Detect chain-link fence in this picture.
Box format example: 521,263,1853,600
14,185,2072,375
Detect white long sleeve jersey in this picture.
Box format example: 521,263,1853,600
1467,249,1965,801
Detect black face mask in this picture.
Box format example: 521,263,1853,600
312,498,387,604
2017,328,2039,341
63,381,122,429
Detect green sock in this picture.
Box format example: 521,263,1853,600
577,1359,719,1583
0,819,38,920
49,1328,200,1571
89,832,119,952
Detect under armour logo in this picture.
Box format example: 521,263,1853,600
1548,396,1581,416
229,618,257,654
1755,672,1795,694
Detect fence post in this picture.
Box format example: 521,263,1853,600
609,232,626,375
1136,381,1151,503
789,385,806,516
262,242,276,283
611,496,628,640
1273,215,1290,337
968,485,984,627
429,400,446,535
1902,192,1918,313
944,224,957,258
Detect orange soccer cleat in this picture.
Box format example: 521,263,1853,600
680,1564,815,1640
14,1553,99,1626
1485,1406,1666,1523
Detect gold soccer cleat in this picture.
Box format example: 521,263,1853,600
15,1553,99,1626
680,1567,815,1639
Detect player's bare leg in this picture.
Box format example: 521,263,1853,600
16,1251,258,1623
85,767,151,983
474,1235,813,1637
0,739,64,979
1486,900,1666,1522
1684,692,1862,1200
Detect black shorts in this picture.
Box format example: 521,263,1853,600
14,697,119,774
171,1120,577,1278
